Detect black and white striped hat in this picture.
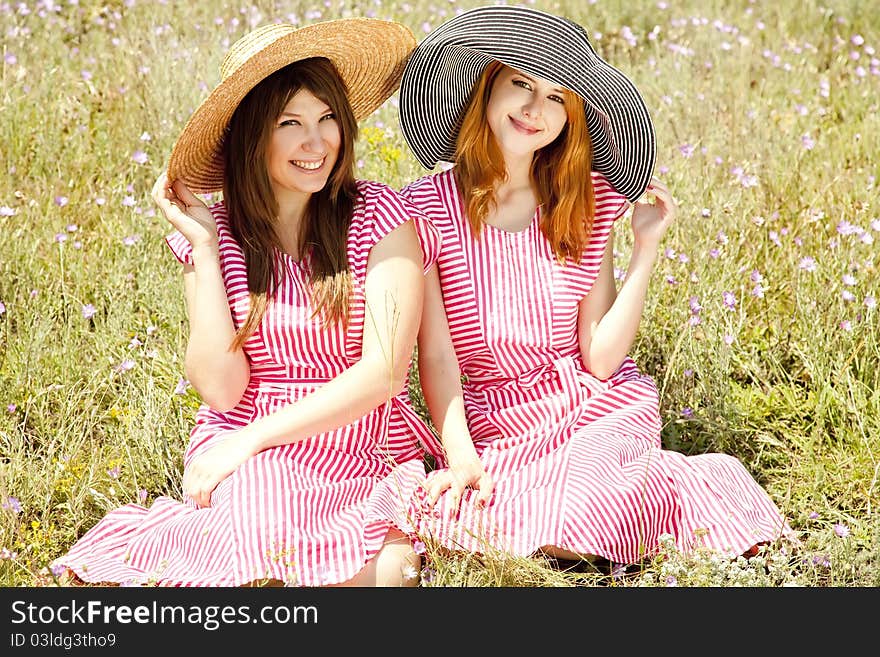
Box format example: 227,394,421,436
398,5,656,202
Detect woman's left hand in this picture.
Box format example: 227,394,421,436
182,435,254,508
631,177,677,252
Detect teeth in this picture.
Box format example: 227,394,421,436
292,159,323,170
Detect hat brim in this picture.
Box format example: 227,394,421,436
168,19,416,194
398,6,656,202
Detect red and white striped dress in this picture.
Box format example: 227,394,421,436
52,181,439,586
403,169,792,562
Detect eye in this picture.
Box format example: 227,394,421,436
548,94,565,104
319,112,336,122
278,118,300,127
512,79,531,91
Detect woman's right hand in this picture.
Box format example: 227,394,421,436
151,172,218,249
424,454,495,514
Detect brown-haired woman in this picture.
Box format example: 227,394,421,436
51,21,438,587
399,6,794,567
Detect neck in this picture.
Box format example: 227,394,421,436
275,189,311,258
501,151,533,189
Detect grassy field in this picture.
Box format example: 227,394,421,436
0,0,877,587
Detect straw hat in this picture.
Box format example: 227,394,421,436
398,6,656,202
167,19,417,194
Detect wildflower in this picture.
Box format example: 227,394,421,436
842,274,856,286
0,301,5,315
865,296,876,309
55,195,68,207
107,466,121,479
801,134,815,150
4,53,16,65
129,336,142,348
723,333,735,345
722,291,737,310
413,540,426,555
402,564,418,581
122,235,140,246
122,195,136,207
701,208,711,217
0,206,15,216
82,304,97,320
55,233,68,243
2,497,22,514
839,320,853,331
751,283,765,298
716,230,729,245
173,378,189,395
116,359,136,373
678,143,695,158
681,407,694,418
683,369,694,377
871,219,880,232
50,563,67,578
808,511,819,519
140,131,152,142
138,489,148,503
708,248,720,259
833,523,850,538
836,220,858,236
420,567,435,585
132,150,148,165
841,290,855,302
665,575,678,587
665,247,676,259
81,70,92,81
798,257,817,272
689,296,702,314
7,404,15,413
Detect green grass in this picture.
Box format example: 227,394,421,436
1,0,878,586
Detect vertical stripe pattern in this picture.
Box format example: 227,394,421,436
52,180,440,586
402,169,793,562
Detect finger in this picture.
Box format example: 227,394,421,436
474,474,496,509
426,474,452,508
172,179,205,208
447,480,466,516
151,173,167,201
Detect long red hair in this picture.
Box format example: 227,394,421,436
454,61,595,262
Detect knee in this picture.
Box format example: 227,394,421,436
376,528,421,587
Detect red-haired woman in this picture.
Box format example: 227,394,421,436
398,6,793,566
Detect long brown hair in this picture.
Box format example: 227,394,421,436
454,61,595,262
223,57,359,350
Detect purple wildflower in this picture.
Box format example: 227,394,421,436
834,523,850,538
81,304,97,320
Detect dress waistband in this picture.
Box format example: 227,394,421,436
464,355,580,391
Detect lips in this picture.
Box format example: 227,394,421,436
290,157,325,171
509,116,539,135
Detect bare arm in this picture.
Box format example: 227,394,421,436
578,178,677,380
182,219,426,507
152,174,250,410
417,267,494,509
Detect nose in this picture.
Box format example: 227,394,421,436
301,125,325,153
522,96,544,120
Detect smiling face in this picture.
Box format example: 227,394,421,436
266,88,341,201
485,65,569,162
